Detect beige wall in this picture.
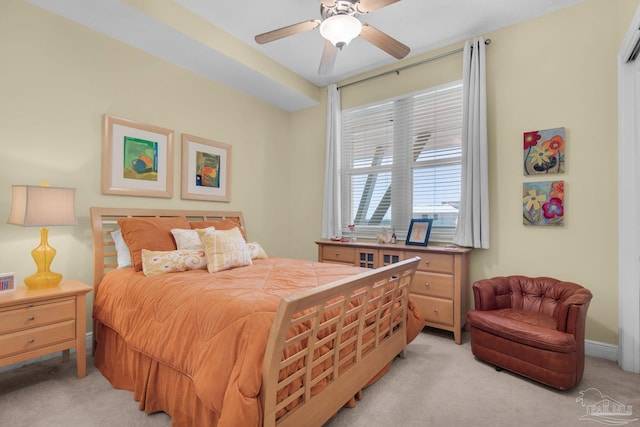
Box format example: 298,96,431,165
291,0,640,345
0,0,294,326
2,0,638,346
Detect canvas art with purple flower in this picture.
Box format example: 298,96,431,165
523,180,564,226
523,127,565,175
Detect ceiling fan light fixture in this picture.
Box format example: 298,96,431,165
320,14,362,48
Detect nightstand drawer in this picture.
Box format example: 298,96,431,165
410,294,453,326
405,251,454,274
322,246,355,264
0,298,75,335
410,271,453,299
0,320,76,359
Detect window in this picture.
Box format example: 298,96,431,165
340,81,463,242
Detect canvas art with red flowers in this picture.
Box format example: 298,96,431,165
523,180,564,226
523,127,565,175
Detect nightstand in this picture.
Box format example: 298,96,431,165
0,280,92,378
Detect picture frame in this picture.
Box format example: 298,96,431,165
102,114,174,198
0,272,15,293
181,133,231,202
405,219,433,246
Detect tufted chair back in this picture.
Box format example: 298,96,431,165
472,275,592,333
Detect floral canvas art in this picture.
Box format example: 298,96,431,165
523,127,565,175
523,181,564,226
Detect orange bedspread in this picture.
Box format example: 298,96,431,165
93,257,423,426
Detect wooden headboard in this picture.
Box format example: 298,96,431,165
89,207,245,289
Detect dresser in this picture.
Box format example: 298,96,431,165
316,240,471,344
0,280,92,378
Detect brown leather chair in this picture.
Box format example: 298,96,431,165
466,276,593,390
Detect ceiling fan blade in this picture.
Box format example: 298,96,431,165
360,24,409,59
357,0,400,13
318,40,339,75
255,20,320,44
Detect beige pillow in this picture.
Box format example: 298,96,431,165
141,249,207,276
171,227,215,251
247,242,268,259
198,227,252,273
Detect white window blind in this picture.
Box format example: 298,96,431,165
341,81,463,242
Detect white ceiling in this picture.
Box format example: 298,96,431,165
26,0,587,111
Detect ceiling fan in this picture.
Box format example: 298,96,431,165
254,0,410,75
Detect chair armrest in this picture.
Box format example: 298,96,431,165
556,288,593,332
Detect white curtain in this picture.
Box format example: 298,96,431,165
453,38,490,249
321,84,342,239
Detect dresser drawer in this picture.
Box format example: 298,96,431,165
405,251,454,274
410,271,453,299
0,320,76,359
322,245,355,264
410,294,453,326
0,298,75,335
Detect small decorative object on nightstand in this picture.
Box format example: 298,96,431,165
0,280,92,378
7,184,77,289
0,272,15,293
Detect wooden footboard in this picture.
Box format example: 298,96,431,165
261,257,419,427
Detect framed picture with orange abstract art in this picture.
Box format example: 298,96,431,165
102,114,174,198
181,134,231,202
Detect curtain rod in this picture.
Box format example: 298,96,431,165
337,38,491,90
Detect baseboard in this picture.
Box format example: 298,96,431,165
585,339,618,361
0,332,93,373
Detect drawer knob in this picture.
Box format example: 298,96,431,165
27,338,35,344
424,260,430,265
335,253,340,257
424,282,430,288
28,316,35,321
434,309,439,314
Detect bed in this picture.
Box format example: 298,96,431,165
90,207,423,427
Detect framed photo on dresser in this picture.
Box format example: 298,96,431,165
405,219,433,246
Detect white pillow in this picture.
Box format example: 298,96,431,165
111,229,132,269
247,242,268,259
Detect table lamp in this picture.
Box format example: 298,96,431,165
7,184,77,289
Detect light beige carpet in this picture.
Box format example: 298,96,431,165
0,329,638,427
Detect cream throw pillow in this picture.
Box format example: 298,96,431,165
247,242,268,259
198,227,252,273
141,249,207,276
171,226,216,251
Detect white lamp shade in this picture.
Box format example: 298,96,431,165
320,15,362,47
8,185,77,227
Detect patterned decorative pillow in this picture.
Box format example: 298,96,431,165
198,227,252,273
141,249,207,276
247,242,268,259
171,227,215,251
